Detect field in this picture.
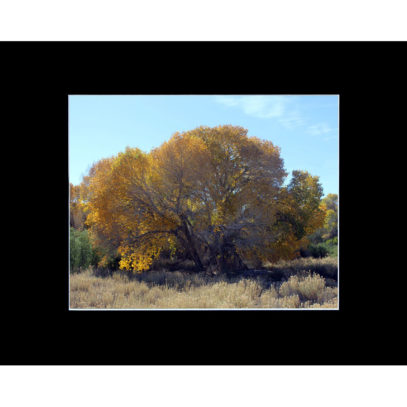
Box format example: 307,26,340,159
70,257,338,309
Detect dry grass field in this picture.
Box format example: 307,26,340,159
70,257,338,309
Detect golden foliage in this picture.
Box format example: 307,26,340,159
83,125,326,272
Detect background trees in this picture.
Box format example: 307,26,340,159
69,227,99,272
322,193,338,239
69,183,86,230
305,193,338,257
71,125,331,273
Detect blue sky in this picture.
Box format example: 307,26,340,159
69,95,339,196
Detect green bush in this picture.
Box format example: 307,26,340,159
70,227,98,272
324,238,338,257
308,243,329,258
301,236,338,259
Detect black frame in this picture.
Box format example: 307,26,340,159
1,42,405,365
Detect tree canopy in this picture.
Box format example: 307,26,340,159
80,125,326,273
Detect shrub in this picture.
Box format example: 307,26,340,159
301,235,338,258
324,238,338,257
70,269,337,309
279,273,329,302
307,243,329,258
70,227,98,272
253,256,338,282
326,236,338,245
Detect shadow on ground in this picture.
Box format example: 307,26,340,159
90,257,338,291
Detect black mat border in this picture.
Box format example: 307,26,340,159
1,42,405,365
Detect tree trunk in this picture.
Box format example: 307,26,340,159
220,242,248,274
180,219,204,271
208,238,248,274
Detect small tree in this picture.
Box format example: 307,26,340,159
70,227,95,272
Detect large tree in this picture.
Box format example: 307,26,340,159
85,125,325,273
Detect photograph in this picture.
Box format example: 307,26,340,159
69,94,339,310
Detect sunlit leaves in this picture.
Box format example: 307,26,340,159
82,125,326,272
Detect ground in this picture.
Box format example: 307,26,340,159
69,257,338,309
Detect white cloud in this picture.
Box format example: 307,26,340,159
214,95,241,108
214,95,303,128
215,96,338,136
306,123,334,136
278,109,305,129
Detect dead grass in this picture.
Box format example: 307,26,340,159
264,256,338,281
70,257,338,309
